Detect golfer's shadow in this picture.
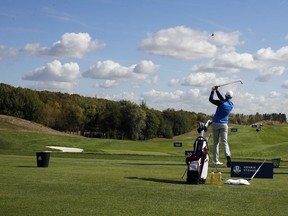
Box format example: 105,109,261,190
126,177,186,185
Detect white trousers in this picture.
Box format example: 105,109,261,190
212,122,231,163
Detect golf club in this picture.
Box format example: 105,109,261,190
214,164,219,172
247,159,266,181
216,80,243,88
181,167,188,179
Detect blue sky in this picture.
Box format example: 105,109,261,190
1,0,288,116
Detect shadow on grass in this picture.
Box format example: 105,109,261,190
16,166,37,168
126,176,186,185
121,163,183,167
274,171,288,175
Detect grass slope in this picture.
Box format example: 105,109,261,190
1,115,287,161
1,115,288,215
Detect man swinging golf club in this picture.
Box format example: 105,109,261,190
209,86,233,167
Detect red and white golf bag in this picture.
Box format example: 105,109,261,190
185,121,211,184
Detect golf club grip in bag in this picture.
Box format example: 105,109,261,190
185,136,209,184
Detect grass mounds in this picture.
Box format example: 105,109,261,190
0,115,68,136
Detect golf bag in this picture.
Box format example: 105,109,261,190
185,120,211,184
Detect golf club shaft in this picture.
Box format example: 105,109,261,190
181,167,188,179
214,164,219,172
217,80,243,88
250,159,266,180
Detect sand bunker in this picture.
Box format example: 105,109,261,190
46,146,83,153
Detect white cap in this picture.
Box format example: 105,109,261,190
225,90,233,99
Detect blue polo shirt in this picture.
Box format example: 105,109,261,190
213,100,233,123
209,90,234,124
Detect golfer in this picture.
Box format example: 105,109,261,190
209,86,233,167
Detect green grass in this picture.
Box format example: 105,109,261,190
1,155,288,216
1,122,288,160
1,117,288,215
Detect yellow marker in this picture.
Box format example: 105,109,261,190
217,170,222,186
210,170,215,185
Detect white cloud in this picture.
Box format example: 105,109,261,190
98,91,143,104
23,60,80,82
93,86,287,115
169,72,234,87
140,88,207,112
169,72,216,86
0,44,18,62
26,81,77,92
255,46,288,63
139,26,243,60
211,31,243,49
22,32,105,58
281,80,288,89
95,80,118,88
140,89,286,114
139,26,216,60
146,75,159,84
83,60,129,79
142,89,187,101
190,47,287,82
191,52,256,73
83,60,159,81
234,91,287,114
269,91,281,97
256,66,285,82
134,60,159,74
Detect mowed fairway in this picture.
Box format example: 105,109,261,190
1,154,288,216
1,116,288,215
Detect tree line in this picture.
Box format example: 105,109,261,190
0,83,286,140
